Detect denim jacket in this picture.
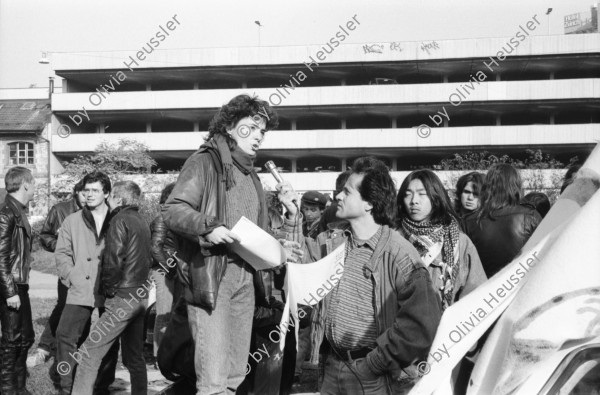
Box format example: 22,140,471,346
284,219,442,388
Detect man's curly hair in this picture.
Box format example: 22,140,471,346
206,94,279,150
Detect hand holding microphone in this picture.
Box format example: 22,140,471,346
265,161,299,216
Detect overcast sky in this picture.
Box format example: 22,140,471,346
0,0,596,89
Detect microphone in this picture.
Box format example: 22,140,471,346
265,161,298,205
265,160,284,184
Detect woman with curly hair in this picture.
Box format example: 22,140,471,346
397,170,486,310
455,171,484,218
463,164,542,277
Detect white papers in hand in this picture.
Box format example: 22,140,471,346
230,216,286,270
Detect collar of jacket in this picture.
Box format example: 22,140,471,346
328,223,393,274
3,194,30,237
82,206,110,242
109,205,139,217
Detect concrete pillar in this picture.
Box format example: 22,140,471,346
391,118,397,128
391,158,398,171
341,79,346,86
291,120,297,131
495,115,501,126
146,84,151,91
443,118,449,127
341,158,347,170
291,159,297,173
496,74,501,81
549,114,555,125
193,122,200,132
242,81,248,89
98,123,105,134
443,75,449,83
146,122,152,133
341,119,347,129
193,82,199,89
549,72,555,80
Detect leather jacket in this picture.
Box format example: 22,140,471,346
101,205,152,297
0,195,31,299
40,198,81,252
162,146,269,310
463,204,542,277
150,213,178,278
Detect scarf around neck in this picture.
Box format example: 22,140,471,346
400,216,461,310
204,134,255,190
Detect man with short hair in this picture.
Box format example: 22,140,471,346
54,171,118,395
0,166,36,394
27,180,86,371
279,157,442,395
300,190,327,239
72,181,151,395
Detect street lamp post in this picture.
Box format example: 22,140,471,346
546,8,553,35
254,20,263,46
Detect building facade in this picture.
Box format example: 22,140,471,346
49,33,600,191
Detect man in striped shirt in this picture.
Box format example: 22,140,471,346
279,157,442,394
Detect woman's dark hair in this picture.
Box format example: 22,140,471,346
351,157,396,227
397,169,458,225
521,192,551,218
72,179,85,195
206,94,279,150
560,164,581,193
159,182,176,205
82,171,111,194
455,171,484,212
478,163,522,221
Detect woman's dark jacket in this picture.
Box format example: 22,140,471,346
463,204,542,277
0,195,31,299
162,145,269,310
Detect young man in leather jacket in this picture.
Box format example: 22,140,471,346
72,181,151,395
0,166,36,395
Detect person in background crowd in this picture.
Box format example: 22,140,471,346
463,164,542,278
396,170,487,395
521,191,551,219
72,181,151,395
300,190,327,239
560,164,582,193
279,157,442,395
454,172,484,218
318,170,352,233
397,170,487,310
162,94,288,394
149,182,178,360
27,180,86,376
53,171,118,395
0,167,36,395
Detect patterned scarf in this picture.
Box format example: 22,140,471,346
400,216,461,310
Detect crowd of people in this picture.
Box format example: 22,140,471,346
0,93,576,395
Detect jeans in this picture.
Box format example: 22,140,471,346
0,284,34,394
72,294,148,395
187,261,255,394
320,354,391,395
152,269,176,357
54,304,118,395
38,280,68,354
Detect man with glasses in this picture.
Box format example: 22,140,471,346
53,171,118,395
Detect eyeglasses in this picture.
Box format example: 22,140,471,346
83,188,103,195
